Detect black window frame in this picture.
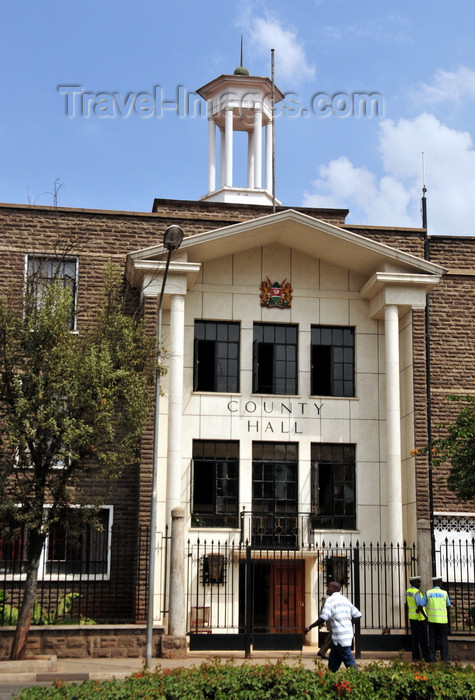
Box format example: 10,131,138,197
311,325,355,397
253,323,298,395
191,440,239,528
311,443,356,530
193,320,240,393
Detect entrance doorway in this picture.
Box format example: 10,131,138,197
239,558,305,635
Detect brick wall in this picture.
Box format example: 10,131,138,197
425,236,475,513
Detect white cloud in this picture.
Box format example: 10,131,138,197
236,5,315,83
415,66,475,106
303,113,475,235
250,17,315,83
303,156,415,228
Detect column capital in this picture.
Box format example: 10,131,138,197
360,271,441,319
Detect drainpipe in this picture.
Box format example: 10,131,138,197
423,222,436,575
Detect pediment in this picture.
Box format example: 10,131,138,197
128,209,445,281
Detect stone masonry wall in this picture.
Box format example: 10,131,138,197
0,625,163,660
425,236,475,513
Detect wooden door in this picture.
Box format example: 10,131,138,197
269,560,304,633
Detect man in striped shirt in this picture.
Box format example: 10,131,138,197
305,581,362,672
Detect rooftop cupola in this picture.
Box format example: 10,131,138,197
197,67,284,206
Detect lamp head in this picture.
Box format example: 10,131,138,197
163,225,184,251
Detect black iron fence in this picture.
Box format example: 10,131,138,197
186,538,422,653
435,537,475,634
2,524,473,641
0,525,155,625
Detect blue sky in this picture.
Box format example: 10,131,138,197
2,1,475,235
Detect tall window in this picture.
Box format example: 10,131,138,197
251,442,298,547
311,326,354,397
311,444,356,530
193,321,240,392
192,440,239,528
26,256,78,330
253,323,298,394
252,442,298,514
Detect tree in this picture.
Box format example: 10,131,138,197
0,262,156,659
417,392,475,503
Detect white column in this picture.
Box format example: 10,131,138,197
224,108,233,187
265,121,273,192
247,130,255,188
166,294,185,523
168,507,186,636
254,109,262,188
219,127,225,188
207,117,216,193
384,304,403,546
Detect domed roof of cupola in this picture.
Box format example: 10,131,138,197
233,65,249,76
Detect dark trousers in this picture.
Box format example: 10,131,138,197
428,622,449,662
409,619,430,661
328,642,358,672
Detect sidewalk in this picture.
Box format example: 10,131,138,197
1,650,473,685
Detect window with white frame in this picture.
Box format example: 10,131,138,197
434,512,474,583
0,506,112,580
26,255,78,330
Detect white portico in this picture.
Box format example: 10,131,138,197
127,209,445,549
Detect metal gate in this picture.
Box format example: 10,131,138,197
187,540,305,653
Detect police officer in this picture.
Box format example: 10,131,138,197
423,575,451,662
405,575,430,662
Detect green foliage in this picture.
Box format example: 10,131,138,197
15,659,475,699
0,260,155,655
417,392,475,503
0,591,95,626
0,590,19,625
0,259,156,538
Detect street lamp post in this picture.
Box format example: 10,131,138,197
146,225,184,668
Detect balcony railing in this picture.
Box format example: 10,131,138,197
240,511,314,549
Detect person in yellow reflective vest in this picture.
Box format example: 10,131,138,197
421,575,451,662
405,575,430,662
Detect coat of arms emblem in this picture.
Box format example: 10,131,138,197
260,277,292,309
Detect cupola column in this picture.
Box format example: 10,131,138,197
224,107,233,187
253,108,262,188
219,127,225,188
207,117,216,193
247,131,255,188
